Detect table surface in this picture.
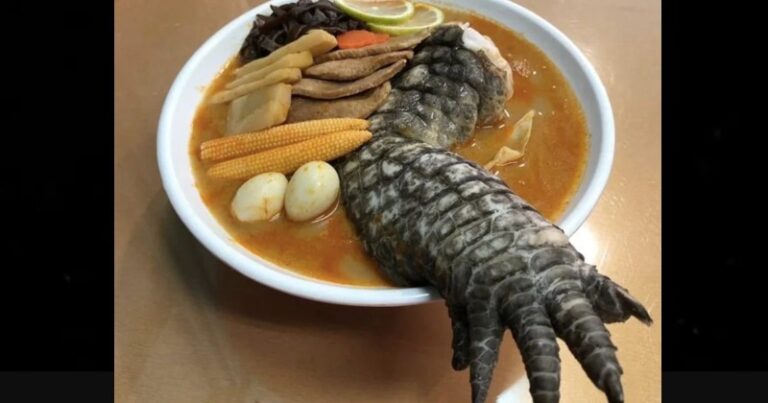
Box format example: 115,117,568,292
115,1,660,401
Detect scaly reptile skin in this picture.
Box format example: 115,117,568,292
338,25,652,403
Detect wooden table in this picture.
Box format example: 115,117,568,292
115,1,660,401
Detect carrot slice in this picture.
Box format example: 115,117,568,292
336,30,390,49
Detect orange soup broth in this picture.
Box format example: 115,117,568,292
189,6,588,287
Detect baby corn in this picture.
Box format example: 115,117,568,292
207,130,373,180
200,118,370,162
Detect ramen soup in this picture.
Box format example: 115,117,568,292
189,6,588,287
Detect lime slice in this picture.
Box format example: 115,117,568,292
368,4,444,36
334,0,415,25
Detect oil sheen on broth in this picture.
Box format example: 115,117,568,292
189,8,588,288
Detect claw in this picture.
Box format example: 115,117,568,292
465,269,504,403
579,264,653,325
541,264,624,403
612,285,653,326
603,371,625,403
499,275,561,403
468,308,503,403
448,303,471,370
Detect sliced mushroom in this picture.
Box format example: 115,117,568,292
304,50,413,81
292,59,406,99
315,30,430,63
286,82,391,123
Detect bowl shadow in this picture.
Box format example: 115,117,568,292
149,195,526,402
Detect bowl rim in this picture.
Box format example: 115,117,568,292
157,0,614,307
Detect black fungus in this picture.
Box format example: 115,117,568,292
239,0,367,63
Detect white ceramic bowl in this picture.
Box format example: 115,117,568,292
157,0,614,306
